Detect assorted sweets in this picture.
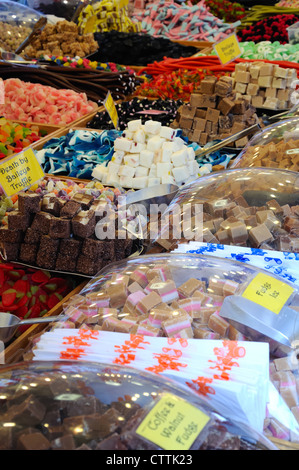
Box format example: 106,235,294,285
0,361,275,450
232,117,299,171
148,168,299,254
0,118,48,160
0,21,31,53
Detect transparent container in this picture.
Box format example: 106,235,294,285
232,117,299,171
148,167,299,254
27,0,85,22
0,1,42,52
287,21,299,45
0,360,276,450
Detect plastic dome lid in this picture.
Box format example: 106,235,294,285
0,360,277,450
231,117,299,171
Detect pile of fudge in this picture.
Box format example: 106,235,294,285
0,369,264,450
232,61,297,110
0,191,133,276
152,188,299,253
172,75,259,147
60,262,244,341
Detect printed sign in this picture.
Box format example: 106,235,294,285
135,393,210,450
0,148,44,196
242,272,295,314
213,33,242,65
103,91,119,129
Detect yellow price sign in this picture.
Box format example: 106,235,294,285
103,91,119,129
0,148,44,197
242,273,295,315
136,393,210,450
213,33,241,65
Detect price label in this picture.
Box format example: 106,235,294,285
103,91,119,129
213,33,242,65
0,148,44,196
0,79,4,104
135,393,210,450
242,273,294,315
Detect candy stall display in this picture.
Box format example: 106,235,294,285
0,361,276,450
148,167,299,254
232,117,299,170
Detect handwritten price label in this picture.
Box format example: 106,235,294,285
242,273,294,314
0,148,44,196
136,393,210,450
103,91,119,129
213,33,241,65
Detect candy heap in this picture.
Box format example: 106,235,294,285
172,75,259,147
78,0,141,34
40,55,135,74
35,129,122,179
0,184,134,276
87,97,183,130
92,119,203,188
0,118,47,160
132,0,240,41
237,14,299,44
203,0,246,23
0,263,75,335
23,21,98,59
237,41,299,63
0,21,31,53
232,61,297,110
276,0,299,6
0,78,97,125
91,31,197,66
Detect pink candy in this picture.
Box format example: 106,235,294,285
0,78,97,125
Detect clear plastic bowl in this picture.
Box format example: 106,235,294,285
232,117,299,171
147,167,299,253
0,1,42,52
0,360,276,450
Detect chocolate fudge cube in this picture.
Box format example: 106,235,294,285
36,235,60,269
76,254,101,276
55,253,77,272
24,227,41,244
60,200,81,218
17,432,50,450
59,238,81,258
72,209,96,238
102,240,115,261
19,243,38,263
31,211,53,234
1,242,19,261
17,191,41,214
41,196,65,216
82,237,105,258
0,226,23,243
49,217,71,239
7,211,30,231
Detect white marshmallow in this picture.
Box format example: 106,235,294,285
172,137,185,151
135,166,149,177
133,128,146,144
111,151,125,164
107,161,121,174
147,135,166,152
122,130,134,140
148,177,161,186
172,166,190,183
127,119,142,132
114,137,132,152
162,175,175,185
119,175,133,188
161,141,175,162
119,165,135,177
124,154,140,167
132,176,148,189
129,141,146,153
92,164,108,181
140,149,154,168
187,146,196,161
106,173,120,186
149,164,157,177
157,162,172,177
144,120,162,134
160,126,178,140
171,148,188,167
